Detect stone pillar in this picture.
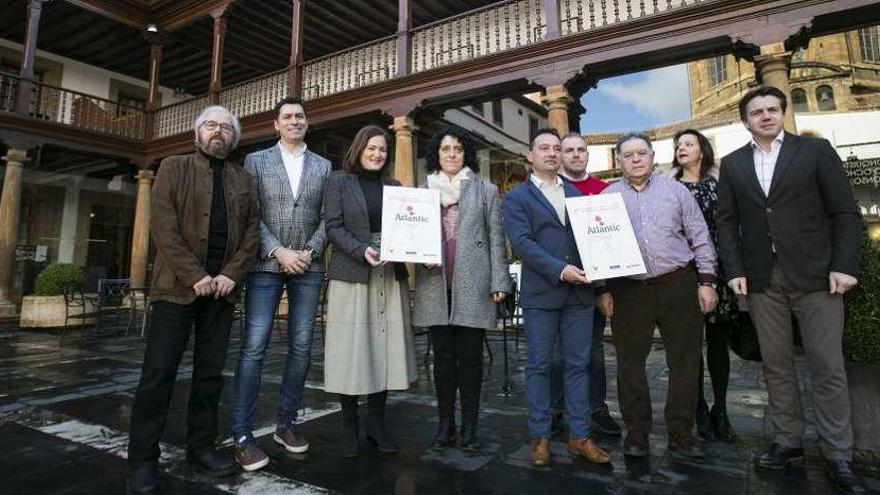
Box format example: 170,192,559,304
129,169,154,288
57,182,81,264
391,116,418,187
15,0,46,114
754,48,797,134
542,85,574,136
0,148,28,316
288,0,305,97
396,0,412,77
207,7,230,103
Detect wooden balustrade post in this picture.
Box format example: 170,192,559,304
397,0,412,77
544,0,561,40
15,0,47,115
288,0,305,97
0,148,28,316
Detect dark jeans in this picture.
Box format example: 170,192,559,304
430,326,485,421
608,268,703,434
550,309,609,414
128,298,234,466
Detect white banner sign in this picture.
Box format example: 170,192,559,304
380,186,442,264
565,193,646,281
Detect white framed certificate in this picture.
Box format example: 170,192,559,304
380,185,442,264
565,193,646,281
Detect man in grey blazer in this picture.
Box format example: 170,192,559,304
230,97,331,472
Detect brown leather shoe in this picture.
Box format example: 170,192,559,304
568,437,611,464
667,431,705,460
529,438,550,466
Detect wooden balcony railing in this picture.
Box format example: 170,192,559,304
1,72,147,140
412,0,545,73
153,96,208,140
301,36,397,100
218,68,288,119
3,0,719,143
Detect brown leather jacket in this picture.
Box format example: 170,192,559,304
150,151,260,304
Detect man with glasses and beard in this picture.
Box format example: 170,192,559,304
127,106,260,494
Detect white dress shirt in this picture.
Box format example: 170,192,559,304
278,141,307,200
529,173,566,225
751,130,785,197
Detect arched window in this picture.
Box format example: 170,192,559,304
816,85,836,111
791,88,809,113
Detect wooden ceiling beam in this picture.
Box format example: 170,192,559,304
62,0,151,30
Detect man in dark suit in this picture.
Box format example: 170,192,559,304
503,128,611,468
229,97,331,472
716,86,865,494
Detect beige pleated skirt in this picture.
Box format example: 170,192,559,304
323,263,417,395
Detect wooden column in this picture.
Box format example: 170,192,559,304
14,0,46,115
208,7,230,104
542,85,573,136
288,0,305,97
129,169,154,288
391,115,418,187
0,149,28,316
143,31,166,140
754,45,797,133
543,0,561,40
396,0,412,77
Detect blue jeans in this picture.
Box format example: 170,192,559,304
523,292,593,439
230,270,323,442
550,309,608,414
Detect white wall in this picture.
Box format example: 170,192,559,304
0,38,191,105
444,99,546,155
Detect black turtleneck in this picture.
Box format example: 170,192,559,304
205,155,228,276
358,171,383,233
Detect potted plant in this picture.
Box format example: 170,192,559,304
843,226,880,476
19,263,94,328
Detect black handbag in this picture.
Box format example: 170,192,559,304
728,310,762,362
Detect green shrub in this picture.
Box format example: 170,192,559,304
844,225,880,365
33,263,85,296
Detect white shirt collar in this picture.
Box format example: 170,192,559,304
529,173,563,188
750,130,785,153
278,141,307,158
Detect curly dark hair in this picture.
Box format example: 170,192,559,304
671,128,715,180
425,125,479,174
342,125,393,178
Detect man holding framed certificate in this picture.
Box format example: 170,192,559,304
602,133,718,462
503,128,612,468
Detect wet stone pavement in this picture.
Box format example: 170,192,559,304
0,320,877,494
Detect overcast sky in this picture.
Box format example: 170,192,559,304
579,64,692,134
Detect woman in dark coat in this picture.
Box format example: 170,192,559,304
323,124,417,457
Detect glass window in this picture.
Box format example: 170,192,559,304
791,88,809,113
471,103,484,116
859,25,880,62
816,85,836,111
492,100,503,126
707,56,727,87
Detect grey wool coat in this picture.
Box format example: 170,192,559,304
244,145,331,273
412,177,512,329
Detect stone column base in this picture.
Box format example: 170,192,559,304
0,301,19,318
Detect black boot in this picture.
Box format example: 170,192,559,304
339,394,360,458
432,418,457,450
459,411,480,452
695,397,714,440
366,391,398,453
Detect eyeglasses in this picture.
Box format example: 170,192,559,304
202,120,235,134
621,149,651,161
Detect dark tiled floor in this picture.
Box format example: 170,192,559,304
0,321,877,494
